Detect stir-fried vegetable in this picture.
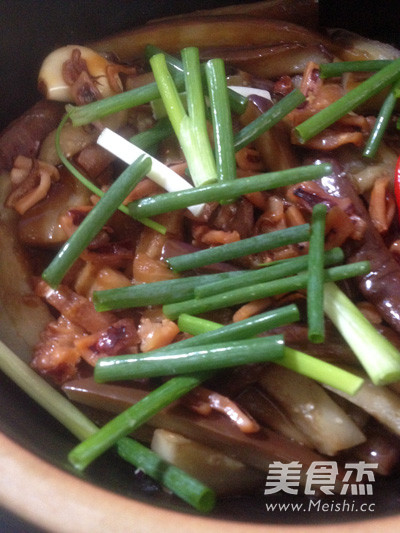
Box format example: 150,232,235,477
3,4,400,515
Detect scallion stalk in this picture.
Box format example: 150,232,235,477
117,438,215,512
307,203,327,343
128,162,332,218
69,303,301,469
173,313,364,395
275,347,363,395
42,154,151,288
0,339,214,511
205,58,236,184
93,270,244,311
319,60,392,79
323,282,400,385
177,304,299,340
166,224,310,272
129,117,174,151
233,88,305,152
177,314,223,335
150,50,217,187
94,336,284,382
296,56,400,143
163,261,371,320
68,371,213,471
94,304,300,382
363,78,400,158
145,44,248,115
195,247,343,299
0,339,97,441
66,73,185,127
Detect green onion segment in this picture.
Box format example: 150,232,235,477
323,282,400,385
95,304,300,382
163,261,371,319
150,50,218,187
68,371,212,471
175,314,363,395
166,224,311,272
94,336,284,382
129,162,333,218
296,56,400,142
0,340,214,512
43,155,151,287
307,203,328,343
195,247,343,299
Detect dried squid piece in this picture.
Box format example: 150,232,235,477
6,155,59,215
184,387,260,434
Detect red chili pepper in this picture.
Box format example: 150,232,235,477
395,155,400,222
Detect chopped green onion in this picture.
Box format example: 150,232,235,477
233,88,305,152
0,339,97,441
363,78,400,158
129,117,174,151
145,44,248,115
319,60,392,78
178,314,225,335
97,128,204,216
42,154,151,288
205,58,236,183
94,304,300,382
323,282,400,385
295,56,400,143
93,270,244,311
166,224,310,272
68,371,212,471
177,304,299,340
70,305,299,471
0,340,214,511
95,336,284,382
66,73,185,127
117,438,215,512
128,162,332,218
176,315,363,395
307,203,327,343
150,50,217,187
55,114,166,234
195,247,343,299
274,347,363,395
163,261,371,320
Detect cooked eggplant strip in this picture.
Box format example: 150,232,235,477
0,174,53,355
235,386,314,447
327,376,400,438
317,162,400,334
90,16,334,62
258,365,366,456
151,428,264,495
200,43,332,79
163,0,319,29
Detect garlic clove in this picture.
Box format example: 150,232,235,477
38,44,119,102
